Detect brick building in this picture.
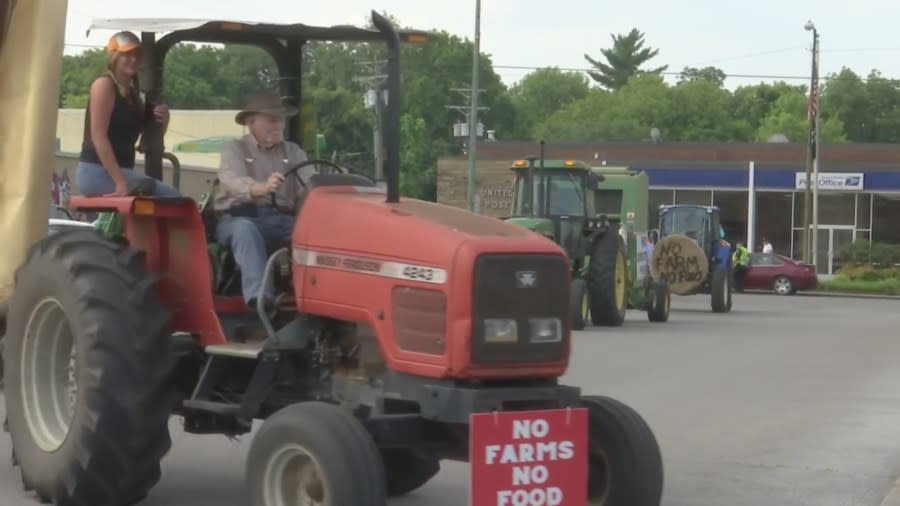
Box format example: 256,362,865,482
436,140,900,275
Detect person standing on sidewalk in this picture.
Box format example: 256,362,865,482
732,240,750,292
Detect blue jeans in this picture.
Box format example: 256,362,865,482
215,207,294,303
76,161,181,197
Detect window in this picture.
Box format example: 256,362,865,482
548,176,585,216
511,171,586,217
674,189,712,206
660,206,710,245
873,194,900,244
648,189,673,227
749,253,783,266
755,192,791,256
594,189,623,216
857,193,871,230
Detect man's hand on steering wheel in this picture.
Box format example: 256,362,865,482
270,159,350,215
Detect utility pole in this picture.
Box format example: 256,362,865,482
467,0,482,212
447,86,488,206
802,20,819,265
355,59,387,182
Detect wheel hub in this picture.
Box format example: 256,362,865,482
20,297,78,453
264,444,328,506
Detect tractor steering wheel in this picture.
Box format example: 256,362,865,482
270,159,350,214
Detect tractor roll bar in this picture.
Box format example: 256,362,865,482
371,11,401,204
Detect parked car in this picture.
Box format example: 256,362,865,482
744,252,818,295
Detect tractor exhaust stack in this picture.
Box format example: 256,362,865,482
371,11,401,204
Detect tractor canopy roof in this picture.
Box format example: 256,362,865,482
86,17,430,44
510,159,591,171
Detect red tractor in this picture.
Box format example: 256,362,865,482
3,12,663,506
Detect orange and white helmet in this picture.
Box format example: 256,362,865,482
106,31,140,53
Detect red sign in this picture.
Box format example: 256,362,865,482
470,408,589,506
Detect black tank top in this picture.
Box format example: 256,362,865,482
79,75,147,169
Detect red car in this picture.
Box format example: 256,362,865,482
742,252,818,295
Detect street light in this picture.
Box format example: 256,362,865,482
801,20,820,266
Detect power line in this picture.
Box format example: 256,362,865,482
60,42,900,83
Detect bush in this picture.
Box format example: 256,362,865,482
835,263,900,281
838,240,900,267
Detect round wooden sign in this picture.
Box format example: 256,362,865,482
650,234,709,295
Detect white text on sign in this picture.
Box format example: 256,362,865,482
486,419,574,506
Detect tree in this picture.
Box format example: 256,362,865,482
678,66,726,88
507,67,590,139
584,28,668,90
822,68,900,143
755,90,846,143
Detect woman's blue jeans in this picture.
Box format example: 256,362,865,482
75,161,180,197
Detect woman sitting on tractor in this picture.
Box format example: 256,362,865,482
75,31,180,198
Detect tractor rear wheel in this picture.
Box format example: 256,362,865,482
581,395,664,506
710,267,732,313
382,448,440,497
4,229,176,506
588,232,628,327
247,401,387,506
646,281,670,323
570,278,588,331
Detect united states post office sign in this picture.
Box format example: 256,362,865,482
795,172,864,191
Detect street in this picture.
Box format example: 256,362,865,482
2,293,900,505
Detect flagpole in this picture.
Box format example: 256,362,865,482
802,20,818,265
811,31,820,271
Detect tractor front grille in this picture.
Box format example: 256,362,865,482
470,254,569,364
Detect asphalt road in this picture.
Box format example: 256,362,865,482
2,293,900,505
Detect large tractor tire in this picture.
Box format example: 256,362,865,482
710,266,733,313
588,232,628,327
581,395,664,506
382,448,441,497
646,281,670,323
570,278,588,331
247,401,387,506
4,229,177,505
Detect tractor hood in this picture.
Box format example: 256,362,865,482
293,188,565,266
502,217,555,241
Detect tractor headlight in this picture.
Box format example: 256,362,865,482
484,319,518,343
529,318,562,343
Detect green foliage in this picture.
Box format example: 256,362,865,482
838,240,900,266
820,277,900,295
584,28,667,90
54,22,900,199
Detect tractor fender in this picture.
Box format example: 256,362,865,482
711,239,732,271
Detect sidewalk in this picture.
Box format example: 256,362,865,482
744,288,900,301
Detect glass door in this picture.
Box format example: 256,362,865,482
809,226,855,275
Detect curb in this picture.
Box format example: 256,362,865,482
742,289,900,301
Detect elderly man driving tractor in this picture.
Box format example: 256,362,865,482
213,91,309,309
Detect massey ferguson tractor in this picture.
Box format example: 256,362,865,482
0,5,664,505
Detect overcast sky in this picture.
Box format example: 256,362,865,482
63,0,900,90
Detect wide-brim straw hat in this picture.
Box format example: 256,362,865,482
235,91,299,125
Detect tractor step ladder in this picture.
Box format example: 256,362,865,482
181,399,242,416
204,341,265,359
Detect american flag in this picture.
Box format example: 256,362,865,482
807,81,819,121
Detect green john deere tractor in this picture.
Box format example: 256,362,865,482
591,165,670,323
504,154,670,330
505,156,628,330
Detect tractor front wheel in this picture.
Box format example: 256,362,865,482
570,278,588,331
588,232,628,327
646,281,670,323
581,395,664,506
247,401,388,506
4,229,176,505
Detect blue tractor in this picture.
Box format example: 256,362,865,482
650,204,733,313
